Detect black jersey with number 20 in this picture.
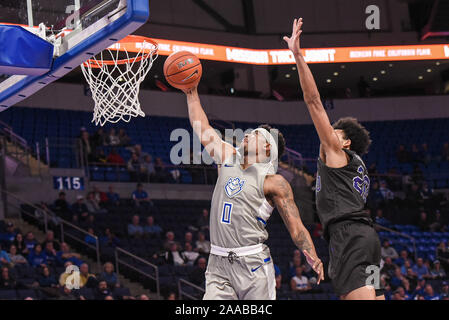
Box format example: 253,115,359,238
316,149,370,239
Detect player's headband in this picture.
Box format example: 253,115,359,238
251,127,279,174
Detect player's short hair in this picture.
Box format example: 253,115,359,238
258,124,286,157
332,117,371,155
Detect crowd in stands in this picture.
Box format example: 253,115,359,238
0,220,155,300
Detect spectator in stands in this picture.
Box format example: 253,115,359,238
8,245,27,266
430,260,446,279
57,242,83,267
58,285,80,300
368,181,383,209
441,142,449,162
3,222,18,244
0,244,11,267
396,144,410,163
437,241,449,271
132,183,153,208
430,210,446,232
154,157,170,183
0,266,16,289
24,232,38,252
143,216,163,238
138,294,150,300
420,182,434,201
107,148,125,165
53,192,70,214
81,214,96,231
290,266,311,293
58,261,73,287
195,231,210,255
401,260,413,275
28,244,47,267
43,241,58,267
13,233,28,257
128,215,144,238
386,167,402,191
184,232,193,247
164,242,187,266
183,242,199,266
80,263,97,288
72,195,89,221
417,211,430,231
167,292,177,300
381,257,397,278
163,231,176,251
106,128,120,146
374,209,390,227
106,185,120,206
196,209,210,233
412,258,430,279
390,267,405,289
100,228,120,248
424,284,440,300
85,228,97,246
86,192,107,215
141,155,156,182
91,128,107,149
379,180,395,201
188,257,207,288
94,280,113,300
99,262,119,289
80,130,95,162
95,149,107,164
381,240,399,260
395,250,412,267
42,230,60,251
289,251,312,278
393,286,410,300
38,266,58,288
127,153,143,182
92,186,108,204
440,281,448,297
118,128,131,146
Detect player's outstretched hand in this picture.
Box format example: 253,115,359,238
283,18,303,56
303,250,325,285
182,85,198,95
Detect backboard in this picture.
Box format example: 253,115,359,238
0,0,150,111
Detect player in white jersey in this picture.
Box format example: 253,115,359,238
182,84,324,300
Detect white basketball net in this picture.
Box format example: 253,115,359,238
81,40,158,126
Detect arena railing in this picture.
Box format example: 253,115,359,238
0,126,31,169
87,161,218,185
178,278,205,300
114,247,161,299
3,189,102,271
374,223,418,261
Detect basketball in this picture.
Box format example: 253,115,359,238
163,51,202,91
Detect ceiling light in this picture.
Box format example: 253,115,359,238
380,70,386,74
388,63,393,67
285,74,291,78
373,77,378,81
340,65,346,69
436,62,440,66
427,69,432,73
326,79,332,83
418,75,423,80
333,72,339,76
292,66,296,71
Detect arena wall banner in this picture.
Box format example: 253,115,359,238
124,38,449,65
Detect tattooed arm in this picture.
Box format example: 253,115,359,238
265,174,324,283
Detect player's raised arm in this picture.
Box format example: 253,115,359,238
183,86,235,164
283,18,345,162
265,174,325,284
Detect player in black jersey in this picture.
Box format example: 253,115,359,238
284,18,385,300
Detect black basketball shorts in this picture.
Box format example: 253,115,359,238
327,219,384,297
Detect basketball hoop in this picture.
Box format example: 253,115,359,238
81,35,158,126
